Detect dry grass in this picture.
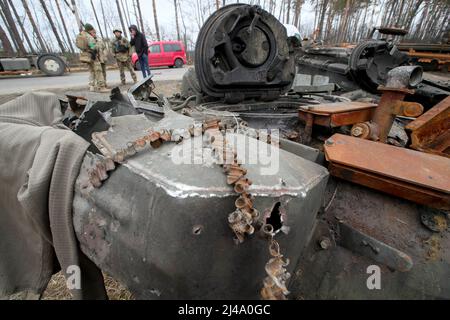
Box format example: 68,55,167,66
41,271,133,300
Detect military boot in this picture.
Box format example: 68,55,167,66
96,86,110,93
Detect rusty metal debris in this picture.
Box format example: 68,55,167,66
93,126,173,165
66,94,88,114
297,34,449,109
324,134,450,211
261,239,291,300
221,143,258,242
85,157,116,189
351,66,424,143
397,43,450,71
406,95,450,158
199,118,260,243
298,101,377,143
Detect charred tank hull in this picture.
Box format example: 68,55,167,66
72,110,329,299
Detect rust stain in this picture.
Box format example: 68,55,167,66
299,102,376,128
424,235,442,261
325,134,450,194
406,96,450,158
324,134,450,210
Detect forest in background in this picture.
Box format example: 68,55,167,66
0,0,449,57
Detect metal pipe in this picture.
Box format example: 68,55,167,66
384,66,423,89
372,90,407,142
374,66,423,142
352,66,424,143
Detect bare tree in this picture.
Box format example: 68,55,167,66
136,0,145,33
215,0,220,10
0,0,27,55
123,0,133,27
55,0,75,53
100,0,110,36
338,0,351,43
63,0,83,31
21,0,47,52
324,2,334,41
0,24,14,56
174,0,181,41
115,0,128,37
178,0,189,50
278,0,284,21
293,0,303,28
0,3,17,53
90,0,105,38
0,8,17,53
152,0,161,40
286,0,291,24
357,1,369,41
132,0,139,25
316,0,329,40
49,3,71,50
405,0,424,31
395,0,406,27
120,0,130,27
7,0,36,54
39,0,67,53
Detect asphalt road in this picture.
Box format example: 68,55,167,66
0,67,188,95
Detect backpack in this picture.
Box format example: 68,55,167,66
75,32,89,51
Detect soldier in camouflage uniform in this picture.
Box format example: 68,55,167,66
95,36,109,87
75,23,108,92
111,28,137,85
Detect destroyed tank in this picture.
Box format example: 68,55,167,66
68,4,449,300
295,26,450,109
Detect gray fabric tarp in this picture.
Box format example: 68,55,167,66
0,92,106,299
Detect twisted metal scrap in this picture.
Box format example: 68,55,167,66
261,239,291,300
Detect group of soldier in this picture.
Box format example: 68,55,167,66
76,23,140,92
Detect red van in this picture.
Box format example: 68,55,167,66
132,40,187,69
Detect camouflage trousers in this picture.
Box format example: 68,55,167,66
117,60,137,84
101,63,107,86
88,60,106,88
